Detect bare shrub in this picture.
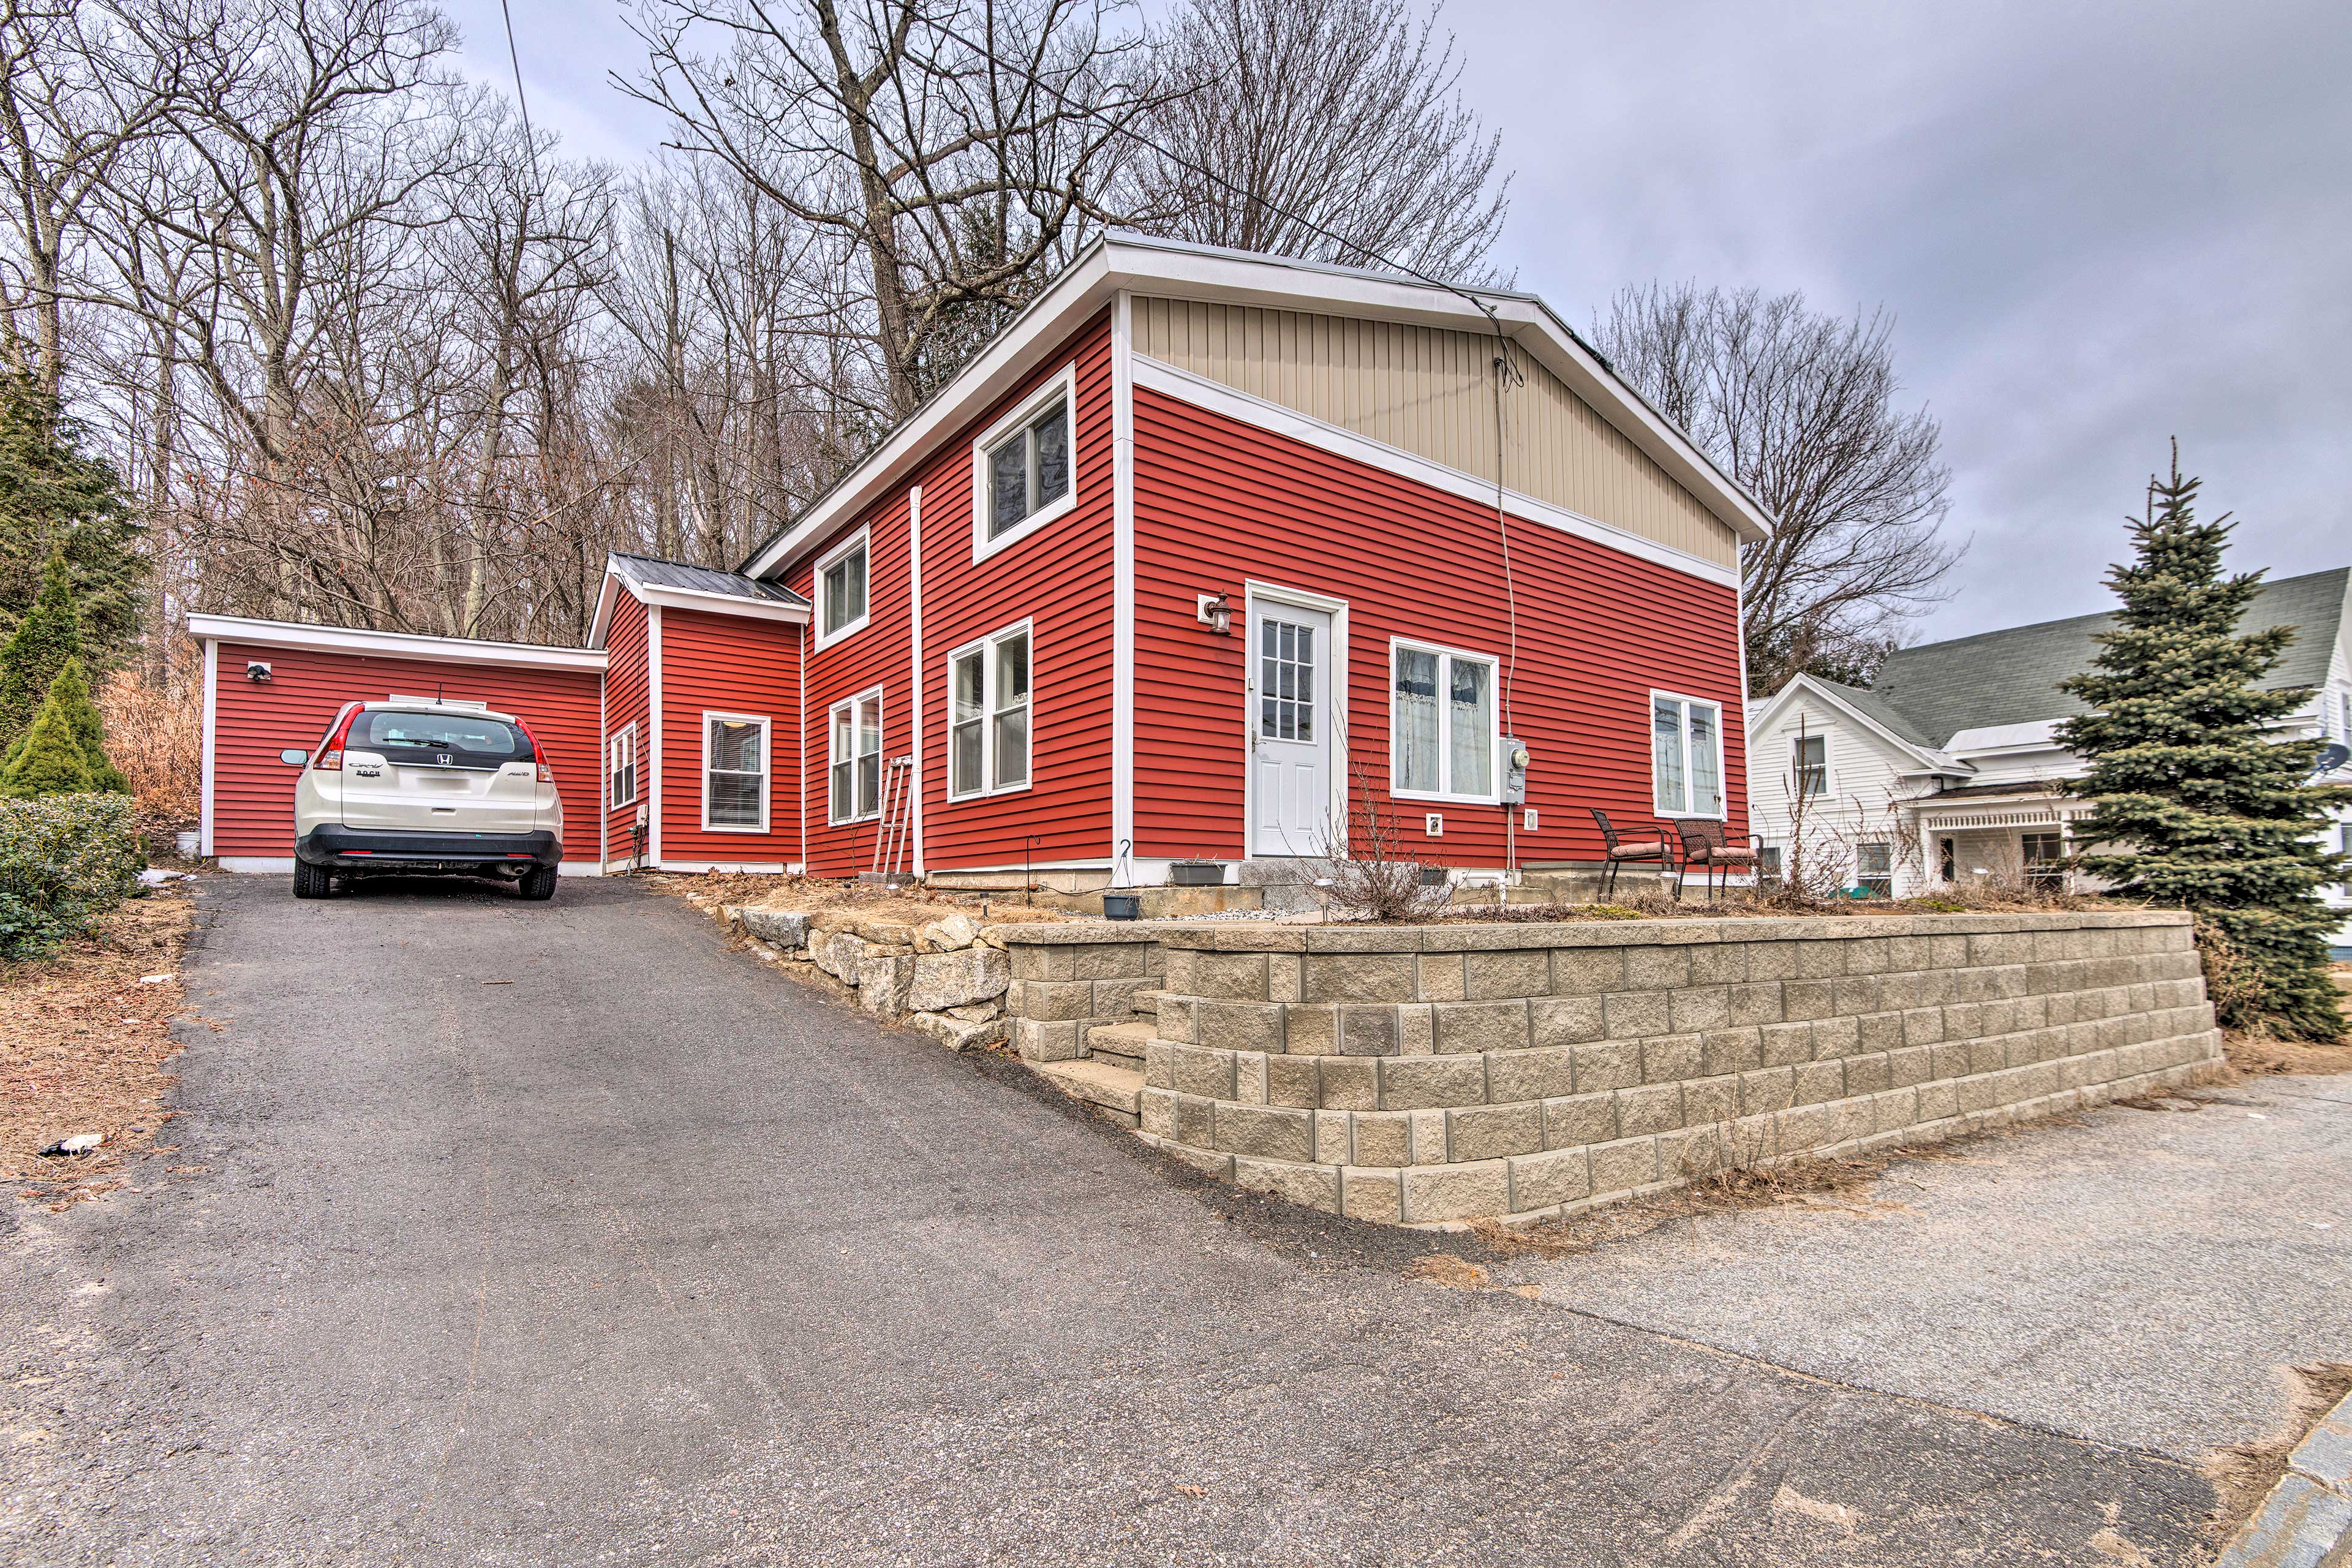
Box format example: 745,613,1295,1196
2194,913,2271,1033
95,651,202,844
1317,760,1450,922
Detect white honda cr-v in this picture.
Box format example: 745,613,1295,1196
280,698,564,900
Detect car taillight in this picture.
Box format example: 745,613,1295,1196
514,718,553,784
314,706,358,770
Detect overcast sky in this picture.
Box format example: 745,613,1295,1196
450,0,2351,643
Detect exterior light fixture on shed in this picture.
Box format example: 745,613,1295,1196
1195,591,1231,635
245,661,273,682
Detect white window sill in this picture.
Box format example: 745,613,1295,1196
814,614,870,653
971,489,1076,564
1392,786,1501,806
946,780,1034,804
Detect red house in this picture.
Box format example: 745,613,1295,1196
196,236,1768,889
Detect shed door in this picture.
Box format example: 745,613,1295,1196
1248,602,1330,857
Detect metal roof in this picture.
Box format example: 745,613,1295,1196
1864,567,2348,747
608,552,810,608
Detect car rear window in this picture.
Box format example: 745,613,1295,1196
346,710,532,766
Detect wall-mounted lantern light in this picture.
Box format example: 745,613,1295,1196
1195,590,1231,635
245,661,273,682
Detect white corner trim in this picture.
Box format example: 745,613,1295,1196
1112,292,1137,874
908,484,926,877
198,638,218,857
647,605,664,865
187,613,608,671
969,362,1080,564
812,526,873,650
698,709,773,833
1131,354,1743,591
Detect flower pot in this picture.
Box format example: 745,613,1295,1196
1102,892,1141,921
1170,862,1224,886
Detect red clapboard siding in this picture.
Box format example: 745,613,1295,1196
603,590,650,864
1131,385,1749,865
787,307,1115,876
654,605,803,866
208,641,604,864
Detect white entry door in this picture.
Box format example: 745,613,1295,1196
1249,600,1331,856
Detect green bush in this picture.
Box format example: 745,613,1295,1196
0,792,143,958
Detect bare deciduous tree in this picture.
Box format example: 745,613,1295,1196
1593,283,1963,693
626,0,1164,418
1133,0,1507,282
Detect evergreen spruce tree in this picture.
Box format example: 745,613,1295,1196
0,548,82,752
0,370,143,658
2058,447,2352,1041
0,657,125,793
0,685,94,797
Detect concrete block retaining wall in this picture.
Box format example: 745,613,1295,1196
1023,911,2223,1226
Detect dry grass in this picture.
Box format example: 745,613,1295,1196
2217,965,2352,1077
2203,1363,2352,1543
1423,884,2101,925
1,883,198,1210
96,654,205,846
645,870,1073,927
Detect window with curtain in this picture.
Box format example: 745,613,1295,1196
1652,694,1725,816
1792,732,1826,797
1391,641,1496,799
704,715,767,829
1855,840,1892,898
948,622,1032,797
819,533,867,641
828,692,882,823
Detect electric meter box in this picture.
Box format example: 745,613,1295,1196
1501,737,1532,805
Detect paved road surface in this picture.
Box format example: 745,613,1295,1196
1,876,2236,1565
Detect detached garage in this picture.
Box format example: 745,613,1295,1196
190,616,609,874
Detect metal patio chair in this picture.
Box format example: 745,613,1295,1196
1672,818,1762,902
1588,807,1674,899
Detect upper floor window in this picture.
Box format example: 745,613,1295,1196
1652,692,1725,818
1391,639,1498,801
971,366,1077,559
948,622,1031,799
1792,732,1828,797
817,529,869,647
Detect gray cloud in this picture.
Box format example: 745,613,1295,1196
451,0,2350,639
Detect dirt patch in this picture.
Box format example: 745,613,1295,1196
2222,1026,2352,1079
1403,1253,1491,1289
2203,1362,2352,1542
2,883,198,1210
644,870,1072,928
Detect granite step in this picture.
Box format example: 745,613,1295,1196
1035,1057,1145,1127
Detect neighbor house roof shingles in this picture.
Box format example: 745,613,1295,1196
1864,567,2348,747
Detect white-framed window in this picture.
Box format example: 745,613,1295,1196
1390,638,1499,801
1651,691,1726,818
1791,731,1828,797
702,712,769,832
947,620,1032,799
828,688,883,824
970,365,1076,560
1855,840,1893,899
607,722,638,810
815,528,869,648
1758,844,1782,884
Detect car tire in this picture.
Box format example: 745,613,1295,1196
293,859,334,899
518,865,559,902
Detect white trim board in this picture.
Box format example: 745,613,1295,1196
1131,355,1743,590
199,636,218,857
1111,290,1137,875
589,559,810,647
192,615,608,672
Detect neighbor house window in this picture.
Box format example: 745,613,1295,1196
1758,845,1782,885
1651,693,1725,816
948,622,1032,799
2022,830,2065,891
1855,840,1892,899
829,690,883,823
703,714,768,831
1792,732,1827,797
972,368,1076,556
608,722,638,810
1939,836,1957,883
817,530,869,646
1391,640,1498,801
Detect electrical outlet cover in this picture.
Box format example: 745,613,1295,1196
1424,813,1443,837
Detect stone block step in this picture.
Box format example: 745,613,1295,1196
1084,1019,1154,1074
1034,1058,1145,1126
1133,989,1163,1018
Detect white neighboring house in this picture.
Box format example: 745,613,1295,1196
1744,567,2352,949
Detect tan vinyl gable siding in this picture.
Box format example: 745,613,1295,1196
1134,296,1739,569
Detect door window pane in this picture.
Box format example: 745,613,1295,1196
1261,619,1313,742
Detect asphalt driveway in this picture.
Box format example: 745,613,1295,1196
0,875,2240,1565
